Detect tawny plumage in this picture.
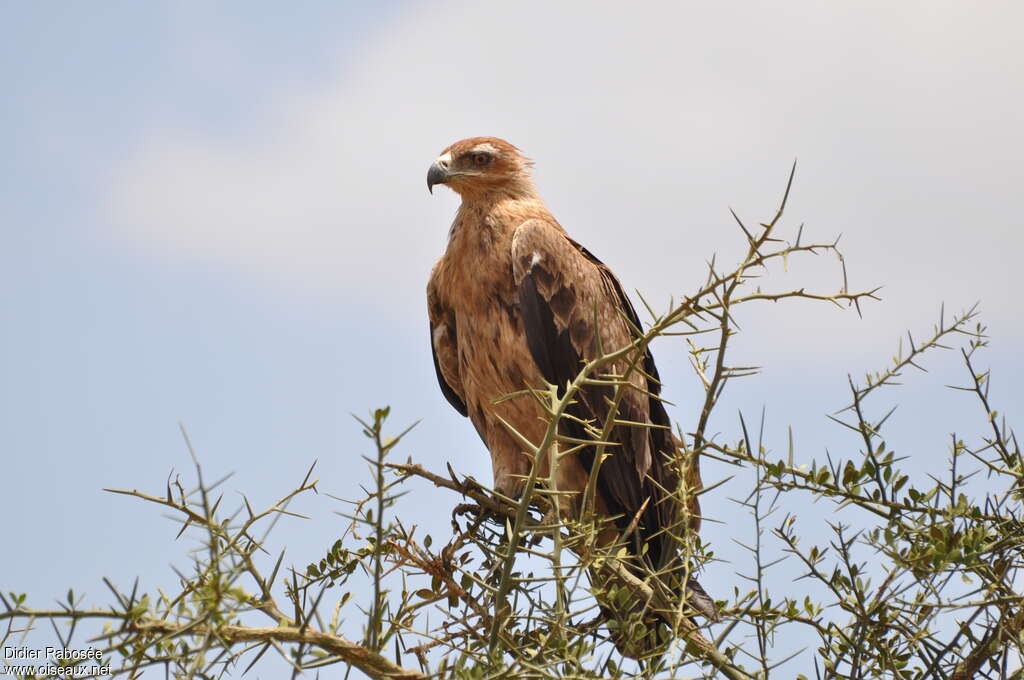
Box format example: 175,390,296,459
426,137,715,655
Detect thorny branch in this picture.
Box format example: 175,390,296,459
4,168,1019,679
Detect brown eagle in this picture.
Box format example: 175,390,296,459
425,137,716,654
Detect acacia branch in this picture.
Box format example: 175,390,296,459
0,608,425,680
950,605,1023,680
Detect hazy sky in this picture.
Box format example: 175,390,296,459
3,1,1021,675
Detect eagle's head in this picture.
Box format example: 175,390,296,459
427,137,535,198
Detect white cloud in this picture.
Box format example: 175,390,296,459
100,0,1024,352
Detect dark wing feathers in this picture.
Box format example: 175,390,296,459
427,277,468,418
429,321,467,417
517,272,579,389
512,219,677,568
568,237,678,527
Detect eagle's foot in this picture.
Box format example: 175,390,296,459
451,502,485,532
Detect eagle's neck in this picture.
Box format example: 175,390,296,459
449,187,551,247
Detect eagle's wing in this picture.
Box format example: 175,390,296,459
511,218,678,566
427,266,467,417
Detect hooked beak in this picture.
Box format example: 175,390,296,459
427,153,453,194
427,163,448,194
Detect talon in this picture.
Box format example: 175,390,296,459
451,502,486,532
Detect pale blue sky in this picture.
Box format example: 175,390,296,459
3,1,1022,675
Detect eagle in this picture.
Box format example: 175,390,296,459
425,137,716,655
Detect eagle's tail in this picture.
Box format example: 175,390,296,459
685,576,721,623
595,437,717,659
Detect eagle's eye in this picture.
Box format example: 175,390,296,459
470,151,492,167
